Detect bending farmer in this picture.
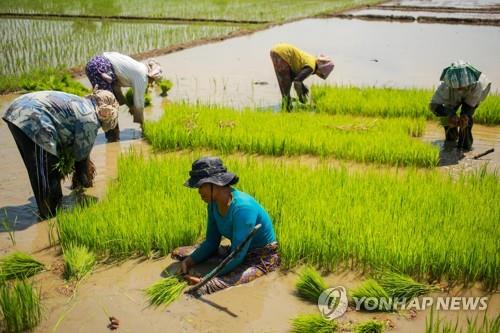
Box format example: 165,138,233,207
85,52,163,141
2,89,119,219
429,60,491,151
270,43,334,111
172,157,280,295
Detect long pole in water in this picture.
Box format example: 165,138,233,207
473,148,494,159
185,224,262,296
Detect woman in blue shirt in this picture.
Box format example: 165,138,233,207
171,156,280,295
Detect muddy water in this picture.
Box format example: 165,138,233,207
1,14,500,333
155,18,500,108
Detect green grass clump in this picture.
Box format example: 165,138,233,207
63,244,96,281
426,311,500,333
0,252,45,281
57,153,499,287
350,279,393,312
291,313,337,333
145,275,187,308
355,319,385,333
311,85,500,125
125,88,152,107
296,266,328,303
145,103,438,168
377,271,436,301
158,79,173,97
0,280,42,333
0,67,90,95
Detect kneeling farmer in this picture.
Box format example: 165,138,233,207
429,60,491,151
172,157,280,295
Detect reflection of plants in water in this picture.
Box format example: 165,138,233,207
57,152,499,287
145,103,437,167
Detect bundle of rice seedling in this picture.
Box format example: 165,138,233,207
378,271,436,302
291,313,337,333
63,244,96,281
350,279,393,312
54,147,75,178
158,79,173,96
0,280,42,332
355,319,385,333
145,275,187,307
296,266,328,303
125,88,152,107
0,252,45,281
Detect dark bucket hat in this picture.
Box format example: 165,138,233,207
184,156,239,188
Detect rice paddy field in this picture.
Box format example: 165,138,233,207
144,104,439,167
311,85,500,125
57,151,499,288
1,0,499,332
0,0,382,21
0,18,244,77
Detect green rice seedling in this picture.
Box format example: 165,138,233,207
311,85,500,125
125,88,152,107
377,271,437,302
53,147,75,178
145,275,187,308
145,103,438,168
0,252,45,281
57,152,499,287
63,244,96,281
354,319,385,333
0,280,42,333
290,313,337,333
18,68,90,96
350,279,393,312
296,266,328,303
158,79,173,97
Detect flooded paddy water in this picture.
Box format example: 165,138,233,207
1,2,499,332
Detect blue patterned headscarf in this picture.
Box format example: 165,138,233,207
440,60,481,89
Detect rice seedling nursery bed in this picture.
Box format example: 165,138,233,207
144,103,439,167
311,85,500,125
0,0,382,22
57,152,499,288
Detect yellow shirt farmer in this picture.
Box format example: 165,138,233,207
270,43,334,111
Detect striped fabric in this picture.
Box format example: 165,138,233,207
440,60,481,89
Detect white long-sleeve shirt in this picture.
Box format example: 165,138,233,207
431,73,491,108
103,52,148,118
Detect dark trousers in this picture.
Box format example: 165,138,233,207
431,103,475,150
6,122,62,219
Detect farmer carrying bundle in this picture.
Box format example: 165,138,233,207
270,43,334,111
429,60,491,151
2,89,119,219
85,52,163,141
171,157,280,295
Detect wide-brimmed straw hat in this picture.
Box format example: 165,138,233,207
440,60,481,89
316,55,334,80
184,157,239,188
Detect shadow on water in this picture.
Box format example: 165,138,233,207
431,140,466,166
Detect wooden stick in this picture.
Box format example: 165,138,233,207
473,148,494,159
185,224,262,296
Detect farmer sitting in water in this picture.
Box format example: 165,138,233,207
85,52,163,141
270,43,334,111
2,88,119,219
429,60,491,151
171,157,280,295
